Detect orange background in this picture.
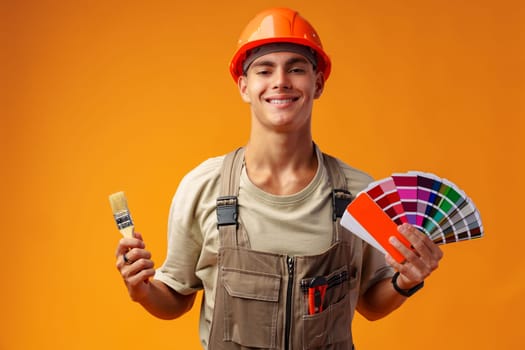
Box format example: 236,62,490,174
2,0,524,349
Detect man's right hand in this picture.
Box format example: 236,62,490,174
115,232,156,302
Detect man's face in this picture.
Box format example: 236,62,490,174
238,51,324,134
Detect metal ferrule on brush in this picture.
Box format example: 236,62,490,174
114,211,133,230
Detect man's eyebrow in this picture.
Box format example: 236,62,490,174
251,56,310,68
251,60,276,68
285,57,310,66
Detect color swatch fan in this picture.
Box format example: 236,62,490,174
341,171,483,263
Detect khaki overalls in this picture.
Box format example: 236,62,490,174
209,148,363,350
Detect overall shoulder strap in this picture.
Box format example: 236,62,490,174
322,153,354,242
219,147,245,197
216,147,249,248
322,153,353,219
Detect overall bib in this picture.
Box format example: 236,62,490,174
209,148,363,350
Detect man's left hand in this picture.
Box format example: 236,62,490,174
386,223,444,289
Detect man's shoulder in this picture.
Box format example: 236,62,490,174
334,158,373,181
181,154,226,186
170,153,228,209
325,155,374,194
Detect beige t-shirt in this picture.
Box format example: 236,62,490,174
154,146,393,347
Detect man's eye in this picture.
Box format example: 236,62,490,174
289,67,306,73
256,70,271,75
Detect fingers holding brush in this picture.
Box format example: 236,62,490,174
115,232,156,297
115,232,143,263
116,232,148,267
120,251,155,285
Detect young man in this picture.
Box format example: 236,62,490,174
115,8,443,349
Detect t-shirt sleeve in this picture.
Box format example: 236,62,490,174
154,156,223,295
358,241,395,296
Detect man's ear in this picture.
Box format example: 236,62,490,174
314,72,325,99
238,75,251,103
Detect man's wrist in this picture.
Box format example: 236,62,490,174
391,272,424,297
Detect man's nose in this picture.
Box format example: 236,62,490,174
272,68,292,89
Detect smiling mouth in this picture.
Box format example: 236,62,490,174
266,97,299,104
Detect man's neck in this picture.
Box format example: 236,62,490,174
244,135,318,195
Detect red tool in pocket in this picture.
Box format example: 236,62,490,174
308,276,328,315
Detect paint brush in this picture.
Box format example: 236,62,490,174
108,191,134,238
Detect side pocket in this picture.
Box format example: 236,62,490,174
303,292,352,349
301,265,358,349
221,267,281,348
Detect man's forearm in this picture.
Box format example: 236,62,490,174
356,278,407,321
137,279,196,320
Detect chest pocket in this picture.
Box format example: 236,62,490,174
217,247,284,349
221,267,281,348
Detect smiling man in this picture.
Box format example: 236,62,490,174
115,8,443,350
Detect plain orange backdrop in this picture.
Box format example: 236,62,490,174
2,0,524,349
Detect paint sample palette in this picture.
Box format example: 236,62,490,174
341,171,483,263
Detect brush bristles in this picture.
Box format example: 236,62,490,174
109,191,128,214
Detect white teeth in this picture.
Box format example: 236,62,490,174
269,99,294,104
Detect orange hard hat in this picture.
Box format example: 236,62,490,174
229,8,332,82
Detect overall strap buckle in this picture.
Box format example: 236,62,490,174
216,195,238,228
332,189,352,221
